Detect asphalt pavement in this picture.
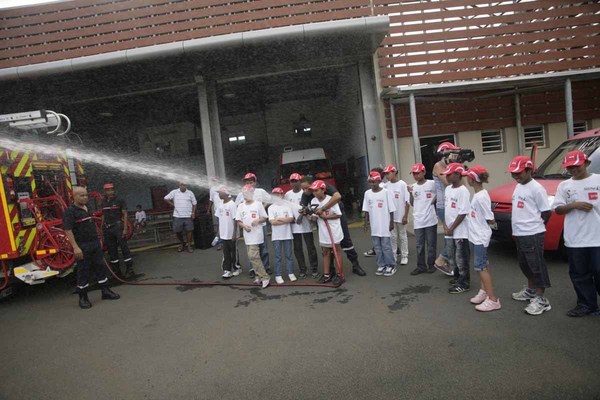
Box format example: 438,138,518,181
0,227,598,400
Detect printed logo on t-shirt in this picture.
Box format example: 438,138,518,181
426,192,432,199
225,211,230,217
451,202,456,209
377,201,383,208
251,213,257,218
471,211,476,218
589,192,598,201
517,201,525,209
395,193,399,199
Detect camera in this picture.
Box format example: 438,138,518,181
441,149,475,163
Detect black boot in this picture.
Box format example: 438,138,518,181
101,285,120,300
352,261,367,276
125,261,135,279
78,289,92,309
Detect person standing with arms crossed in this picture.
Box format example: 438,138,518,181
164,181,197,253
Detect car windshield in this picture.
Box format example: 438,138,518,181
281,159,332,181
535,136,600,179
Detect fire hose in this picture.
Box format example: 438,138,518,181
1,261,9,291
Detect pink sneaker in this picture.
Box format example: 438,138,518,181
475,298,501,312
470,289,487,304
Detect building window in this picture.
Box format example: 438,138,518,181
573,121,588,134
481,129,504,154
228,134,246,146
524,125,546,149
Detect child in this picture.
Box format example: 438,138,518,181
382,164,410,265
408,163,438,275
552,150,600,317
363,171,396,276
440,163,471,294
216,186,240,279
134,205,146,235
508,156,552,315
463,166,501,311
235,185,270,288
269,187,297,284
308,180,343,284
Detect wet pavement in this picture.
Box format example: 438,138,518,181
1,227,598,400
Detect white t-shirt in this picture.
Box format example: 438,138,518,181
552,173,600,248
468,190,494,246
444,185,471,239
235,188,271,227
311,195,343,247
216,200,237,241
362,188,396,237
135,210,146,223
235,201,268,245
268,204,294,241
412,180,437,229
284,189,312,234
385,180,410,222
511,179,550,236
209,188,223,216
164,189,197,218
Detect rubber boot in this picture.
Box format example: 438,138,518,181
101,285,120,300
124,261,135,279
78,289,92,309
352,260,367,276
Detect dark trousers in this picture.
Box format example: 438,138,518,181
339,204,358,264
293,232,318,273
76,240,109,290
567,246,600,311
414,224,437,271
259,225,270,269
104,222,131,263
448,238,471,288
221,239,236,272
515,233,551,289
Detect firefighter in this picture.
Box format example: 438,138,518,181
63,186,120,309
101,183,135,279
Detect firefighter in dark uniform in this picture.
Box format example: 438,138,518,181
101,183,135,279
63,186,120,309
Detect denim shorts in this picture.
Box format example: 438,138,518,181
472,244,489,272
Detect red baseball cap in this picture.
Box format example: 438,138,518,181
437,142,460,153
289,173,303,181
441,163,466,175
507,156,533,173
242,184,255,192
242,173,257,181
411,163,426,173
308,180,326,190
462,165,488,182
103,183,114,189
562,150,588,168
368,171,382,182
382,164,397,174
271,187,284,194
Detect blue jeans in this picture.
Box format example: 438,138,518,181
260,225,270,269
372,236,395,268
414,224,437,271
567,246,600,311
447,238,470,288
273,239,294,276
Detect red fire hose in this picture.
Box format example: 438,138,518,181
0,261,9,291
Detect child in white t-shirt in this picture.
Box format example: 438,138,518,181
309,180,343,284
235,185,270,288
463,166,501,311
134,205,146,235
269,187,297,284
382,164,410,265
440,163,471,294
408,163,438,275
362,171,397,277
508,156,551,315
216,186,240,279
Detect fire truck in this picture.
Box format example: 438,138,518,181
0,111,91,297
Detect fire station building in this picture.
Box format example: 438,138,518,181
1,0,599,208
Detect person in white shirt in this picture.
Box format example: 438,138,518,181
552,150,600,317
440,163,471,293
216,186,241,279
285,173,319,279
164,181,197,253
308,180,343,284
236,185,270,288
408,163,438,275
134,205,146,235
269,187,297,284
463,166,501,311
382,164,410,266
362,171,397,277
208,176,224,250
235,173,272,277
508,156,552,316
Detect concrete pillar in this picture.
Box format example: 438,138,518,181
207,81,226,179
389,100,400,170
515,93,524,155
409,93,421,163
196,76,216,179
565,78,574,138
358,60,384,168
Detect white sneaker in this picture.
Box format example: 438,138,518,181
262,279,270,289
275,276,284,284
211,236,219,247
525,296,551,315
375,266,386,276
400,257,408,265
232,267,241,277
253,278,260,285
288,273,297,282
384,266,397,276
512,286,536,301
222,270,233,279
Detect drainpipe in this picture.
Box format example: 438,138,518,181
389,101,400,170
565,78,574,138
409,93,421,163
515,93,524,155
